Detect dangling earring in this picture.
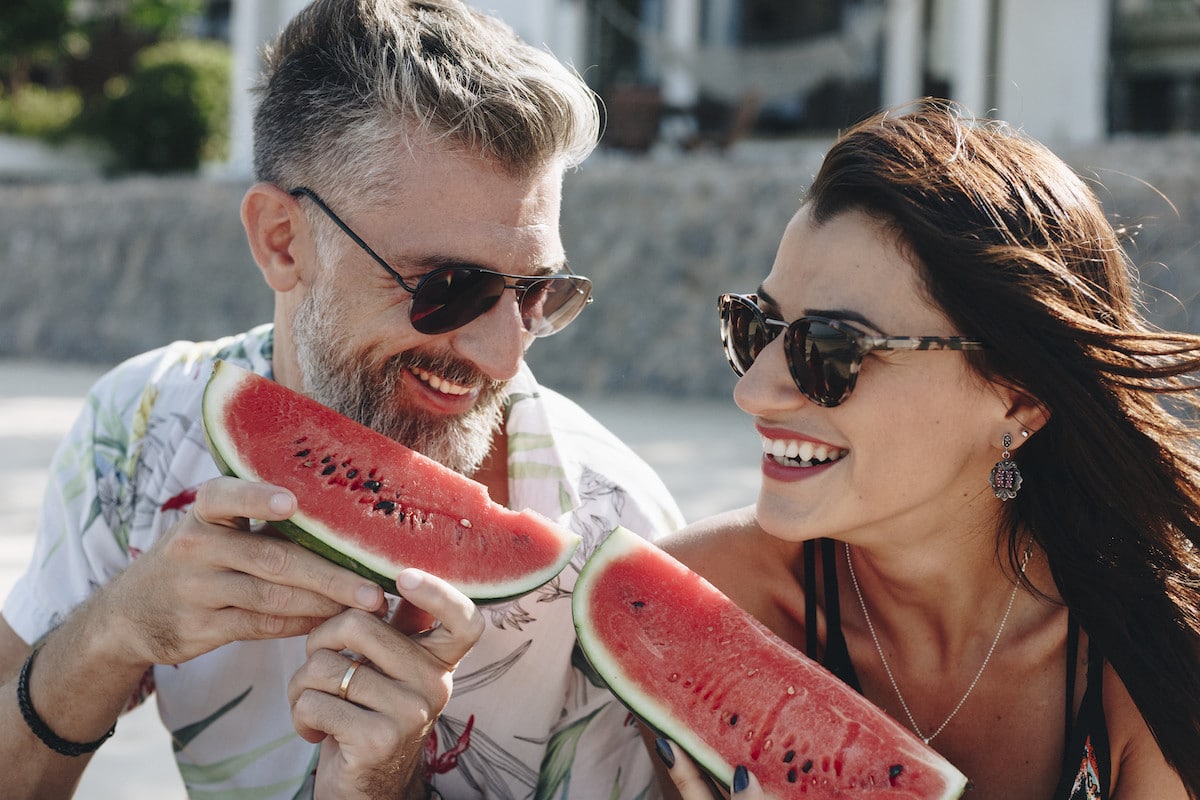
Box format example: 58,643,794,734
988,432,1023,500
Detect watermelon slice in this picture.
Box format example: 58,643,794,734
201,360,579,601
572,526,969,799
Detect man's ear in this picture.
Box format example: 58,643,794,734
242,183,308,293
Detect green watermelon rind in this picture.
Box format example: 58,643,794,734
572,526,971,799
201,360,579,603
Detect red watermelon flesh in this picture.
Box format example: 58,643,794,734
201,360,579,601
572,526,969,798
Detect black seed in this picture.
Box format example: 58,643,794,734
729,714,738,726
321,464,337,476
787,767,797,783
294,449,310,457
363,480,382,491
346,469,359,479
374,500,396,514
320,455,332,464
631,600,645,608
889,764,904,780
783,750,795,763
801,759,813,773
341,461,350,467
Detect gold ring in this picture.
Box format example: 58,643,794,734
337,658,364,701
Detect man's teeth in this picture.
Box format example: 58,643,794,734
761,436,848,466
411,368,471,396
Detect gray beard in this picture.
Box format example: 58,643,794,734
290,279,505,476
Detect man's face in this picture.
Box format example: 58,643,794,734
285,141,567,476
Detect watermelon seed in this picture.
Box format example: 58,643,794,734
729,714,738,726
783,750,795,763
631,600,645,609
363,480,383,491
321,455,333,464
459,519,472,528
322,464,337,476
746,668,758,677
341,460,350,467
374,500,396,514
294,449,311,457
801,759,814,773
346,469,359,479
302,461,315,468
667,672,679,682
786,767,797,783
786,685,795,695
888,764,904,785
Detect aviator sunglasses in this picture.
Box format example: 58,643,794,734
718,293,988,407
290,187,592,336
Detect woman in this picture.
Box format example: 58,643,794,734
651,101,1200,799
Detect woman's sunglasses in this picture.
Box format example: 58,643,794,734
290,187,592,336
718,293,988,407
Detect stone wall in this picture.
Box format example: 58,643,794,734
4,137,1200,397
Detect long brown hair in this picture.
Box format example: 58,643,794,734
805,99,1200,794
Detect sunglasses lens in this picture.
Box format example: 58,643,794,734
409,268,507,335
520,277,592,337
787,320,856,406
720,295,772,376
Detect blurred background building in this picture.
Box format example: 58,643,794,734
6,0,1200,398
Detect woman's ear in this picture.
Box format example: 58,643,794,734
1005,389,1050,449
242,183,307,293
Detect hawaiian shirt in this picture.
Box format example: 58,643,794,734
4,324,685,799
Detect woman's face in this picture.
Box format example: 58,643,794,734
738,207,1015,546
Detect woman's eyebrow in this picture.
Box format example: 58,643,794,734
757,285,884,332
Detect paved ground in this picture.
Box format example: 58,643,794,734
0,359,760,798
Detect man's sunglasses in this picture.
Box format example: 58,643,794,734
718,293,988,407
289,187,592,336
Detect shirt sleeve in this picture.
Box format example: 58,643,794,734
3,376,142,647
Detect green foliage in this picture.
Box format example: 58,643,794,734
93,38,231,173
0,0,71,83
80,0,203,39
0,84,82,141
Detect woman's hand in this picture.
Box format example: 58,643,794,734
288,568,485,799
654,737,763,800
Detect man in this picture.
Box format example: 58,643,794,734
0,2,683,797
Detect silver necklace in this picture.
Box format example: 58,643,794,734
844,541,1030,745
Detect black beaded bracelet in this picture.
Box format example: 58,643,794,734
16,649,116,757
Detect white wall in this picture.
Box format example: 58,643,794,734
993,0,1109,146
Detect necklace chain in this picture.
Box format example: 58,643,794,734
844,541,1030,745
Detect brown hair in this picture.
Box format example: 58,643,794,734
806,99,1200,794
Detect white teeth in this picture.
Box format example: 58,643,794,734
411,368,471,396
760,435,848,467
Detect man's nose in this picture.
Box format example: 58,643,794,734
445,290,531,382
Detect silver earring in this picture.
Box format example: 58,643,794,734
988,433,1023,501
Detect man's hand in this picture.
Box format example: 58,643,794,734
106,475,386,669
287,568,486,799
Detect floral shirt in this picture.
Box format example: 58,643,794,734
3,325,685,800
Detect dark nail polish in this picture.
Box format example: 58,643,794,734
732,765,750,794
654,737,675,769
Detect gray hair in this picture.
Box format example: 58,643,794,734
252,0,600,205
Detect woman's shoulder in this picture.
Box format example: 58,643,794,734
657,506,806,630
1103,660,1188,797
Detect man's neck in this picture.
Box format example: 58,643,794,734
471,425,510,508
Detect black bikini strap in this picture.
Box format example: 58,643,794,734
822,538,842,636
804,539,818,658
1064,610,1079,741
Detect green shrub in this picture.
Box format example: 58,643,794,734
0,85,82,141
94,38,230,173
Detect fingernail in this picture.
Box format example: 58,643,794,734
356,584,381,610
396,569,422,591
732,765,749,794
269,492,293,515
654,737,674,769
